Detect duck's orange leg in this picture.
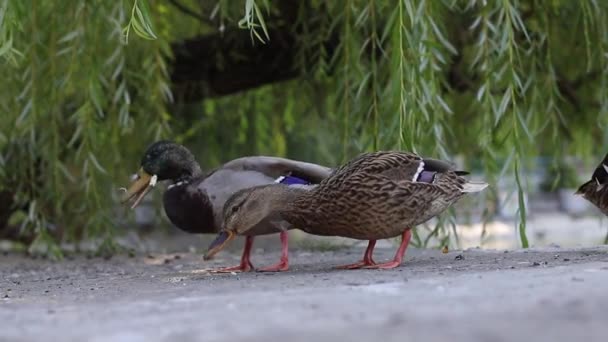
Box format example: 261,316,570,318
257,231,290,272
335,240,377,269
364,229,412,269
209,236,255,273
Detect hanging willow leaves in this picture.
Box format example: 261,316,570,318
123,0,157,43
0,0,24,65
1,0,607,255
238,0,270,44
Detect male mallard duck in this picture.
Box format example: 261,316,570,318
576,153,608,215
204,151,488,269
120,141,332,272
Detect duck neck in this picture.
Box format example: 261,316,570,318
276,186,316,228
191,162,203,178
163,174,216,234
170,161,203,187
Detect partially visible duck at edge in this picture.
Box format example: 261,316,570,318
576,152,608,215
120,140,332,272
204,151,488,270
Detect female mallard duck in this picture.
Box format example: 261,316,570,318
120,141,332,272
576,153,608,215
204,151,488,269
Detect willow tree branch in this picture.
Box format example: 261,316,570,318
169,1,338,102
170,27,300,102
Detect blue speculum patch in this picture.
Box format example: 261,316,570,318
278,175,310,186
417,171,436,183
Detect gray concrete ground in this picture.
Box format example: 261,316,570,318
2,244,608,342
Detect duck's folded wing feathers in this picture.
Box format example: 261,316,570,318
220,156,332,184
331,151,423,181
422,158,469,175
335,151,467,183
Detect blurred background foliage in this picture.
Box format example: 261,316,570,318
0,0,607,256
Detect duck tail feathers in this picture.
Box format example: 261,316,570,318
461,181,489,193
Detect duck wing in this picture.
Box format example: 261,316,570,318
220,156,333,183
306,172,466,239
329,151,420,180
198,156,331,229
365,171,483,227
331,151,467,183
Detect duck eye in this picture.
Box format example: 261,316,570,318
231,206,239,213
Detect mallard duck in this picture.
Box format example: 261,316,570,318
204,151,488,269
576,153,608,215
120,141,332,272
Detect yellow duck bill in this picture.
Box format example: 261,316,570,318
120,168,158,209
204,231,236,260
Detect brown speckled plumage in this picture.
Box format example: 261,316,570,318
220,151,488,242
576,153,608,215
213,151,487,269
285,151,481,239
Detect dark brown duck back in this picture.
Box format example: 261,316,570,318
282,151,478,240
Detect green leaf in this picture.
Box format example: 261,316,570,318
253,2,270,41
123,0,157,43
239,0,269,43
514,160,529,248
429,17,458,55
88,152,107,174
